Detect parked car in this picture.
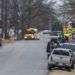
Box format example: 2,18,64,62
42,30,51,34
60,43,75,52
60,43,75,64
46,38,60,58
48,48,74,71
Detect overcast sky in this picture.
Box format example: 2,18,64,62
43,0,66,22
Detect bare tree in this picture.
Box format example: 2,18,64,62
1,0,9,39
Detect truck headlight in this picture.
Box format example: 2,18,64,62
25,37,27,38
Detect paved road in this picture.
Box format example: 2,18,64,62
0,39,48,75
0,34,75,75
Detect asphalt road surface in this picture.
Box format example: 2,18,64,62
0,34,75,75
0,38,48,75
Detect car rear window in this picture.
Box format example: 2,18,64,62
53,50,69,56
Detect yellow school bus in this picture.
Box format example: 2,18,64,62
24,28,39,40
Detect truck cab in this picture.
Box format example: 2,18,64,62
24,28,39,40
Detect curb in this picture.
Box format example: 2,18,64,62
2,39,15,44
